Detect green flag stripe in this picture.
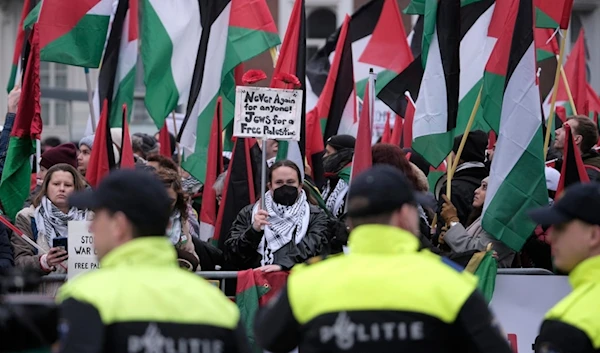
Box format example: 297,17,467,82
40,14,109,67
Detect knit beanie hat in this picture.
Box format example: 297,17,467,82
326,134,356,151
79,134,95,150
452,130,487,163
40,143,78,169
132,133,159,156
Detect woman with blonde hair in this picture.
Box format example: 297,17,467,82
12,163,90,294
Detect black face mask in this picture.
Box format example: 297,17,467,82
272,185,299,206
323,149,354,174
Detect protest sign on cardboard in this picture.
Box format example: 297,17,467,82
68,221,99,280
233,86,303,140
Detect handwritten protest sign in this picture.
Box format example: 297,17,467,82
68,221,99,280
233,86,303,141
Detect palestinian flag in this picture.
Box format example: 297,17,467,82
389,111,402,146
351,74,374,180
0,25,43,221
86,100,113,188
235,270,289,353
36,0,113,67
410,0,461,167
482,0,548,252
535,0,573,29
177,0,280,184
199,98,224,241
316,16,358,141
306,0,413,111
542,30,587,119
273,0,307,182
380,0,503,164
556,124,590,196
480,0,520,132
402,92,416,148
6,0,37,93
213,137,258,250
381,112,392,143
465,249,497,303
158,122,172,157
587,83,600,119
87,0,137,132
120,105,136,169
535,28,559,62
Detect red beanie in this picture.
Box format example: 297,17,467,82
40,143,78,170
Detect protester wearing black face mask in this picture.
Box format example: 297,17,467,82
224,160,330,272
321,135,356,218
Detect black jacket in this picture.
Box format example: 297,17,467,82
0,223,14,269
224,203,330,270
435,164,488,240
582,150,600,182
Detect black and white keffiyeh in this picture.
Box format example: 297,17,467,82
322,179,348,218
252,189,310,265
34,196,89,245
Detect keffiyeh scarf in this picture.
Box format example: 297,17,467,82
166,210,184,245
322,178,349,218
252,190,310,266
181,175,202,195
34,196,88,245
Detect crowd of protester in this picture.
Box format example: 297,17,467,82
1,90,600,289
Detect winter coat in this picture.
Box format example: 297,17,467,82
12,206,67,295
224,203,330,270
582,150,600,182
435,163,488,238
444,216,515,268
0,223,14,269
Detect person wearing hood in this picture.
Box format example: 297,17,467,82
434,130,489,238
25,143,79,208
554,116,600,181
224,160,329,271
77,134,94,177
321,135,355,218
439,177,515,268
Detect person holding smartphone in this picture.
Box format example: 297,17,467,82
12,164,89,295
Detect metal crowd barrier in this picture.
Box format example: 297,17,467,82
37,268,557,298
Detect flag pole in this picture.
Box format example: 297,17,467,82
171,111,182,163
544,29,568,158
84,68,97,132
560,65,578,115
447,86,484,199
36,139,41,178
260,138,267,210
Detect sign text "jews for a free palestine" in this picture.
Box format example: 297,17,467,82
234,86,303,141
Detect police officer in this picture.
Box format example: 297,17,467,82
254,165,511,353
529,182,600,353
58,169,249,353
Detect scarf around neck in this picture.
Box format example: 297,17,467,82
34,196,88,245
252,189,310,265
166,210,184,245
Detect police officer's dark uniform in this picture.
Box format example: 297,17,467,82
254,165,511,353
529,183,600,353
58,170,250,353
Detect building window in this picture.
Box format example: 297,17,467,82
307,7,337,60
40,62,70,127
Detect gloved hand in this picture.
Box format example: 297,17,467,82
441,195,460,224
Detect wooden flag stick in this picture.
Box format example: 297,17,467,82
560,65,578,115
450,86,483,175
544,29,568,158
269,47,278,68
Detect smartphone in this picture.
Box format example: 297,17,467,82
52,237,68,251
